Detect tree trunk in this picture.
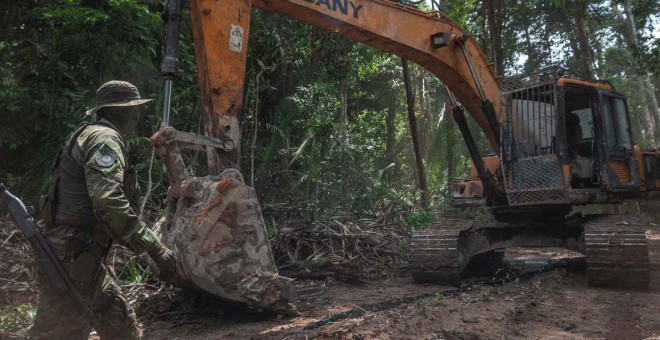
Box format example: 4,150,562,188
440,0,447,11
635,82,658,147
612,0,660,146
250,71,260,187
573,1,595,80
523,25,541,74
402,58,429,208
445,113,457,198
622,0,660,146
340,77,349,199
645,84,660,147
484,0,505,76
382,94,397,180
417,69,431,159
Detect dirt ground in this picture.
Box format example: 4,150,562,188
1,215,659,340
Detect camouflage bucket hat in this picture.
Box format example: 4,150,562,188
85,80,153,116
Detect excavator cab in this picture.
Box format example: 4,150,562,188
561,82,640,192
419,68,651,289
563,85,597,188
497,67,641,207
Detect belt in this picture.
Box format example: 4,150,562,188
65,234,107,259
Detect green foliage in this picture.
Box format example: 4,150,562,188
404,210,436,229
479,286,492,301
446,0,477,29
460,292,473,304
0,303,36,335
2,0,657,229
415,297,428,311
118,255,151,285
434,292,446,306
0,0,164,203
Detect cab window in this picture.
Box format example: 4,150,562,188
601,96,632,151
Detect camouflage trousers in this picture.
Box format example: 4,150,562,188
30,224,139,340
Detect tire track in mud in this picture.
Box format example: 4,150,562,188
302,288,459,331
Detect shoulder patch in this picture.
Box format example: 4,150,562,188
96,148,118,168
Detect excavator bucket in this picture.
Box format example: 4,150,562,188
151,128,296,310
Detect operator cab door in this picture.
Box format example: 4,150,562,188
597,92,639,191
563,85,598,189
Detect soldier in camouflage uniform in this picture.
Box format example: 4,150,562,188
32,81,176,340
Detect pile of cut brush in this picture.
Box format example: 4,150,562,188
0,215,38,338
0,217,36,302
271,217,411,282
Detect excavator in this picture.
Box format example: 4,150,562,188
150,0,655,309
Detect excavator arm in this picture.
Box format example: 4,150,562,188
188,0,502,170
155,0,653,303
153,0,505,309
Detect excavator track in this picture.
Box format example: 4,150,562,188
409,219,473,285
584,214,650,290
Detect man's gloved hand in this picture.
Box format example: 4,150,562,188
147,242,176,281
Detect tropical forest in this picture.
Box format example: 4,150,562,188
1,0,659,338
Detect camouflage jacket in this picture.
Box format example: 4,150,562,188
52,118,158,254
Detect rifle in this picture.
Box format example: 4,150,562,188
0,183,98,328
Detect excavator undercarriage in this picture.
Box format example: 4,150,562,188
410,211,650,290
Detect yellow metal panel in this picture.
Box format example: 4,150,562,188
190,0,252,168
634,145,645,181
557,78,614,92
469,155,500,180
609,160,630,183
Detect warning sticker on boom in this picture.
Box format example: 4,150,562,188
229,24,244,53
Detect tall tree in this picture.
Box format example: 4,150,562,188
572,0,596,80
611,0,660,146
482,0,506,76
402,58,429,208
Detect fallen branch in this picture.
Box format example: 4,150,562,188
271,216,410,281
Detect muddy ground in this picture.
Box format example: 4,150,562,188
1,215,659,339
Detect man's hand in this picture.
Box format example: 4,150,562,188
147,243,176,281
